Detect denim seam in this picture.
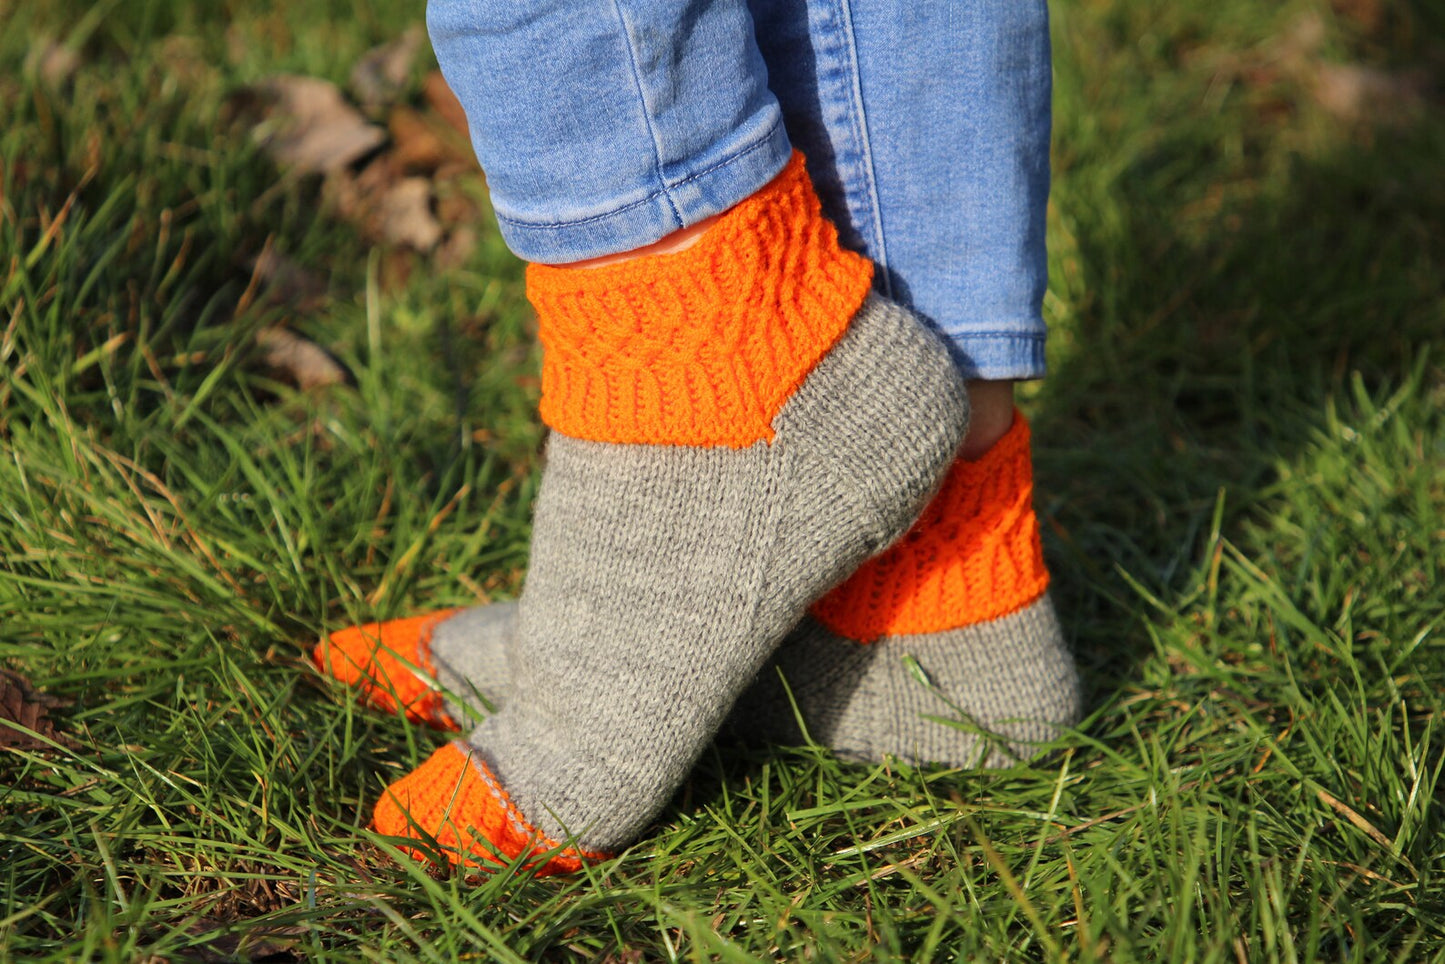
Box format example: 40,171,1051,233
944,330,1046,340
831,0,891,298
608,0,683,229
491,117,786,231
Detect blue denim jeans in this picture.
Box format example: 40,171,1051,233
427,0,1051,380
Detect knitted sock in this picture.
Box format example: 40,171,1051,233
314,606,508,730
316,414,1079,768
343,155,970,873
728,412,1082,767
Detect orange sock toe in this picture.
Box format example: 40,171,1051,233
313,610,463,729
371,741,607,875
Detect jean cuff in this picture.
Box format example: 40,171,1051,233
942,330,1047,382
494,123,795,264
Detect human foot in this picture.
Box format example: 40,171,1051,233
731,413,1081,766
362,155,969,871
319,414,1079,769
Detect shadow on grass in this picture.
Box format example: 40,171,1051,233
1033,107,1444,696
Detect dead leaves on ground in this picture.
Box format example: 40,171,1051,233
234,28,478,258
0,669,74,753
226,28,485,390
255,325,352,390
245,75,388,175
1313,61,1431,125
1214,10,1440,130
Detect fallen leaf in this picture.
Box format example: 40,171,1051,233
323,156,393,227
424,70,471,142
256,326,352,389
600,951,645,964
0,669,74,752
249,75,386,174
251,247,329,312
351,25,427,113
375,177,444,251
389,106,449,174
322,156,442,253
436,225,478,269
1313,62,1428,124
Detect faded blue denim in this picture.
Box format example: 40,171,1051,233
427,0,1051,380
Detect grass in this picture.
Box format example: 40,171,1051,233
2,0,1443,959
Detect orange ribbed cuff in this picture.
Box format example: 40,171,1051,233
810,414,1050,641
373,742,610,876
526,153,874,447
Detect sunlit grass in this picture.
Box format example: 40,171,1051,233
2,0,1443,960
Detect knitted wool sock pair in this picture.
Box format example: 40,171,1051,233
314,155,1080,873
326,415,1076,764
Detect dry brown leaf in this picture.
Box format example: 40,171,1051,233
0,669,74,752
600,951,646,964
375,177,444,251
436,225,478,270
249,75,386,174
256,326,352,390
1313,63,1428,124
322,156,392,227
424,70,471,142
251,247,329,312
351,25,427,113
388,106,449,174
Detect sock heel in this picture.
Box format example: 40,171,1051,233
771,294,970,569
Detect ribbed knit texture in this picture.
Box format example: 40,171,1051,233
372,741,606,875
313,412,1077,776
810,413,1049,641
313,611,462,729
320,298,968,867
526,153,875,447
323,158,969,870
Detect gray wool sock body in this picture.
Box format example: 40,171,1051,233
428,606,513,724
432,594,1081,770
728,595,1081,767
450,295,970,853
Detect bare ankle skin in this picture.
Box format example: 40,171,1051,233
554,214,724,269
960,380,1016,460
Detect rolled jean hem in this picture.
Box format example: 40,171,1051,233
493,123,794,264
942,331,1048,382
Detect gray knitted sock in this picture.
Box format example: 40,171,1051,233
727,596,1081,767
426,410,1080,769
427,593,1080,768
373,291,971,865
462,295,966,853
429,606,511,724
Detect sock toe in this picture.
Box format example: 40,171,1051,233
372,741,603,875
314,610,463,729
